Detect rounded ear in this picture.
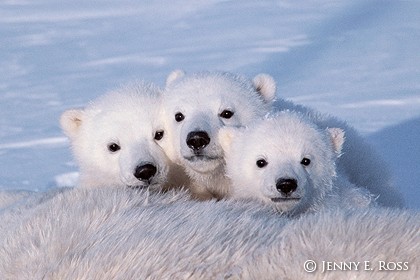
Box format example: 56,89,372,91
60,109,84,139
327,127,345,156
166,69,186,87
252,74,276,102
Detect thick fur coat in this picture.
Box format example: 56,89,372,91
271,98,405,208
160,70,404,207
60,82,189,191
160,70,275,199
0,188,418,279
219,112,374,215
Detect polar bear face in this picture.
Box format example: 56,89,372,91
60,83,169,190
219,112,344,215
160,70,276,177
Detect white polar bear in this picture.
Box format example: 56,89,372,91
0,187,418,279
60,82,188,190
271,97,404,208
159,70,276,199
161,70,403,208
219,112,374,215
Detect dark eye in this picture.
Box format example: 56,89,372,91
256,159,268,168
175,112,185,122
301,157,311,166
220,110,234,119
108,143,121,153
154,130,164,141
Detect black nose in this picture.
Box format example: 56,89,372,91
134,164,157,181
276,178,298,195
186,131,210,151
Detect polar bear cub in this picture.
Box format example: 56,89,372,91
61,82,186,190
159,70,276,199
219,112,374,215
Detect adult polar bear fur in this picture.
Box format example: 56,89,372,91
0,188,418,279
161,70,404,208
160,70,274,200
219,112,374,216
60,82,188,190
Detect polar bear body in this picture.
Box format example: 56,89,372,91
0,187,418,279
160,70,275,199
220,112,374,215
272,98,404,208
161,70,403,207
60,82,188,190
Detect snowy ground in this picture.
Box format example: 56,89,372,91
0,0,419,209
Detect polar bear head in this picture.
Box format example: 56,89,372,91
219,112,345,215
160,70,276,178
60,83,169,190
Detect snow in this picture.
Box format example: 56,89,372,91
0,0,419,208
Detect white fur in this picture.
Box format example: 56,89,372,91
160,70,275,199
0,188,418,279
271,98,404,208
220,112,374,215
161,70,403,207
60,82,188,190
